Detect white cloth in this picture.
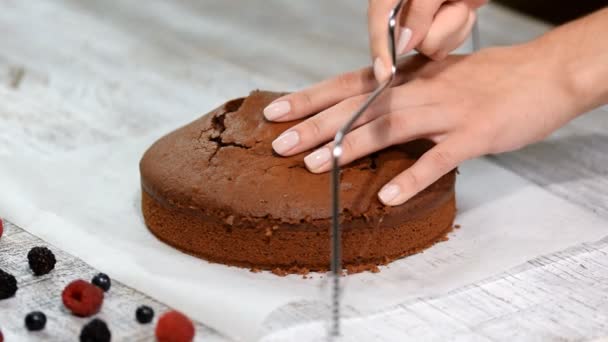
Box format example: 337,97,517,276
0,131,605,340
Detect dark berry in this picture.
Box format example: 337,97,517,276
155,311,195,342
91,273,111,292
136,305,154,324
25,311,46,331
0,268,18,299
0,328,3,342
62,280,104,317
27,246,56,276
0,217,4,239
80,318,111,342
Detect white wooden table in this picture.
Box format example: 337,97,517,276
1,1,607,341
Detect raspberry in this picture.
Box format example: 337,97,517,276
80,318,111,342
0,268,18,299
27,246,56,276
62,280,104,317
155,311,195,342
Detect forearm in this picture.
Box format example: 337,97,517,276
530,7,608,113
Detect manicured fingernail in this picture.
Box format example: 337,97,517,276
373,57,387,82
396,27,412,55
263,101,291,120
378,184,401,205
272,130,299,155
304,148,331,171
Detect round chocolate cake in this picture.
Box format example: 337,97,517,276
140,90,456,274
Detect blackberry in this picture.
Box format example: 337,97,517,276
80,318,111,342
0,268,18,299
91,273,111,292
25,311,46,331
135,305,154,324
27,246,56,276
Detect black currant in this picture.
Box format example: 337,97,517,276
91,273,111,292
25,311,46,331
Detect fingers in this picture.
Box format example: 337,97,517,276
367,0,486,79
302,106,449,172
463,0,488,9
263,66,376,122
272,81,436,156
398,0,447,57
368,0,403,81
378,134,476,205
417,2,476,60
264,54,431,125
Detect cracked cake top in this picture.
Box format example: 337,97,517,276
140,90,454,226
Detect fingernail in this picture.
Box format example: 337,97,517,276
373,57,387,82
378,184,401,205
263,101,291,120
272,130,300,155
396,27,412,55
304,148,331,171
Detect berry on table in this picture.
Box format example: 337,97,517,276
62,280,104,317
135,305,155,324
25,311,47,331
0,268,18,299
155,310,195,342
79,318,111,342
91,273,111,292
0,217,4,240
27,246,56,276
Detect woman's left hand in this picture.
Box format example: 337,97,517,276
264,44,584,206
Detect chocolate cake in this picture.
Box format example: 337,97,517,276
140,90,456,274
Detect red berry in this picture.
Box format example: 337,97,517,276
0,218,4,240
62,280,104,317
155,311,195,342
0,328,3,342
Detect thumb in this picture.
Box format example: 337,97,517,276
397,0,447,56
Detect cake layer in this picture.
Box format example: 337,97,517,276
142,189,455,272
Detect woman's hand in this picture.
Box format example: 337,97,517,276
369,0,486,81
265,43,585,206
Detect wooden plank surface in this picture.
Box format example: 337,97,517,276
0,222,226,341
0,1,607,341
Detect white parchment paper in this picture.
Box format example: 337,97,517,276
0,131,605,341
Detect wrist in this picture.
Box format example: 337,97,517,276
561,44,608,112
513,39,587,119
530,8,608,114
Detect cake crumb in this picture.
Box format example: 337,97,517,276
346,264,380,274
272,225,279,230
271,268,288,276
250,267,261,273
454,224,461,229
271,266,310,277
224,215,235,225
264,228,273,237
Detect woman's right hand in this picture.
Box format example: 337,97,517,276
369,0,486,81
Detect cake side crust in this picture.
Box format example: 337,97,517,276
142,188,456,274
